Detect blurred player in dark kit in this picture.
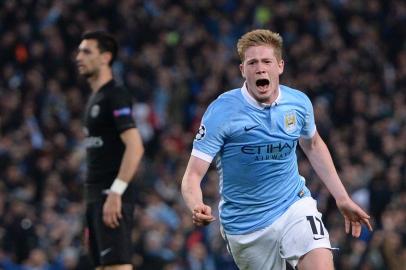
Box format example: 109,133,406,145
76,30,144,270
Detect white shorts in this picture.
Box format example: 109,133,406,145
221,197,332,270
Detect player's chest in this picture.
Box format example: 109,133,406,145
84,95,111,129
230,108,302,141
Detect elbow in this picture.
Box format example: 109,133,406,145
181,182,187,201
128,140,144,158
181,177,188,195
139,143,145,156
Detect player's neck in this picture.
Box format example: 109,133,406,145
248,85,279,105
88,67,113,93
264,87,279,105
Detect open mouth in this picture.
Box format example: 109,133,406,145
256,79,270,88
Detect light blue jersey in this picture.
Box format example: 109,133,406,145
192,83,316,234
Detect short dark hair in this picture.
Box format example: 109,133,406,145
81,30,118,66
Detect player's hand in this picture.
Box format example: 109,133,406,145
336,197,373,237
192,204,216,226
103,192,122,228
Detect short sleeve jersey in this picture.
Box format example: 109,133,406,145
192,84,316,234
83,80,135,186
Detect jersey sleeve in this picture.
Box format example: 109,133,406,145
300,94,316,138
110,87,136,133
192,100,228,163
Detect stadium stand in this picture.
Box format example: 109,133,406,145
0,0,405,269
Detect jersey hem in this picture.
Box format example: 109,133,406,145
221,193,312,235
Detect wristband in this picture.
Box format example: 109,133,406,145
109,178,128,195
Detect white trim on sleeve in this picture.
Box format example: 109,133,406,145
191,149,214,163
301,126,317,139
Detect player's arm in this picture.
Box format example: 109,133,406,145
103,128,144,228
299,131,349,202
299,131,372,236
181,155,216,226
116,128,144,182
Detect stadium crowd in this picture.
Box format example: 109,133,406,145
0,0,405,269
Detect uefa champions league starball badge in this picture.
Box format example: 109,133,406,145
195,125,206,141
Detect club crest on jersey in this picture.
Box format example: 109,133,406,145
91,105,100,118
195,125,206,141
284,111,297,133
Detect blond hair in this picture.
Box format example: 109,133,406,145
237,29,283,62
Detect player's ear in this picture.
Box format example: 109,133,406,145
278,59,284,75
240,63,245,78
102,51,113,66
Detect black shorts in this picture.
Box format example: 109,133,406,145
86,200,134,267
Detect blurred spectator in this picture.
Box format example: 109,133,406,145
0,0,405,269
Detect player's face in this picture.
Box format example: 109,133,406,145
76,39,103,78
240,45,284,104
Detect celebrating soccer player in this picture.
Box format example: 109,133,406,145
181,29,372,270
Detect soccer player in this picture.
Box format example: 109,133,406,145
181,29,372,270
76,31,144,270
